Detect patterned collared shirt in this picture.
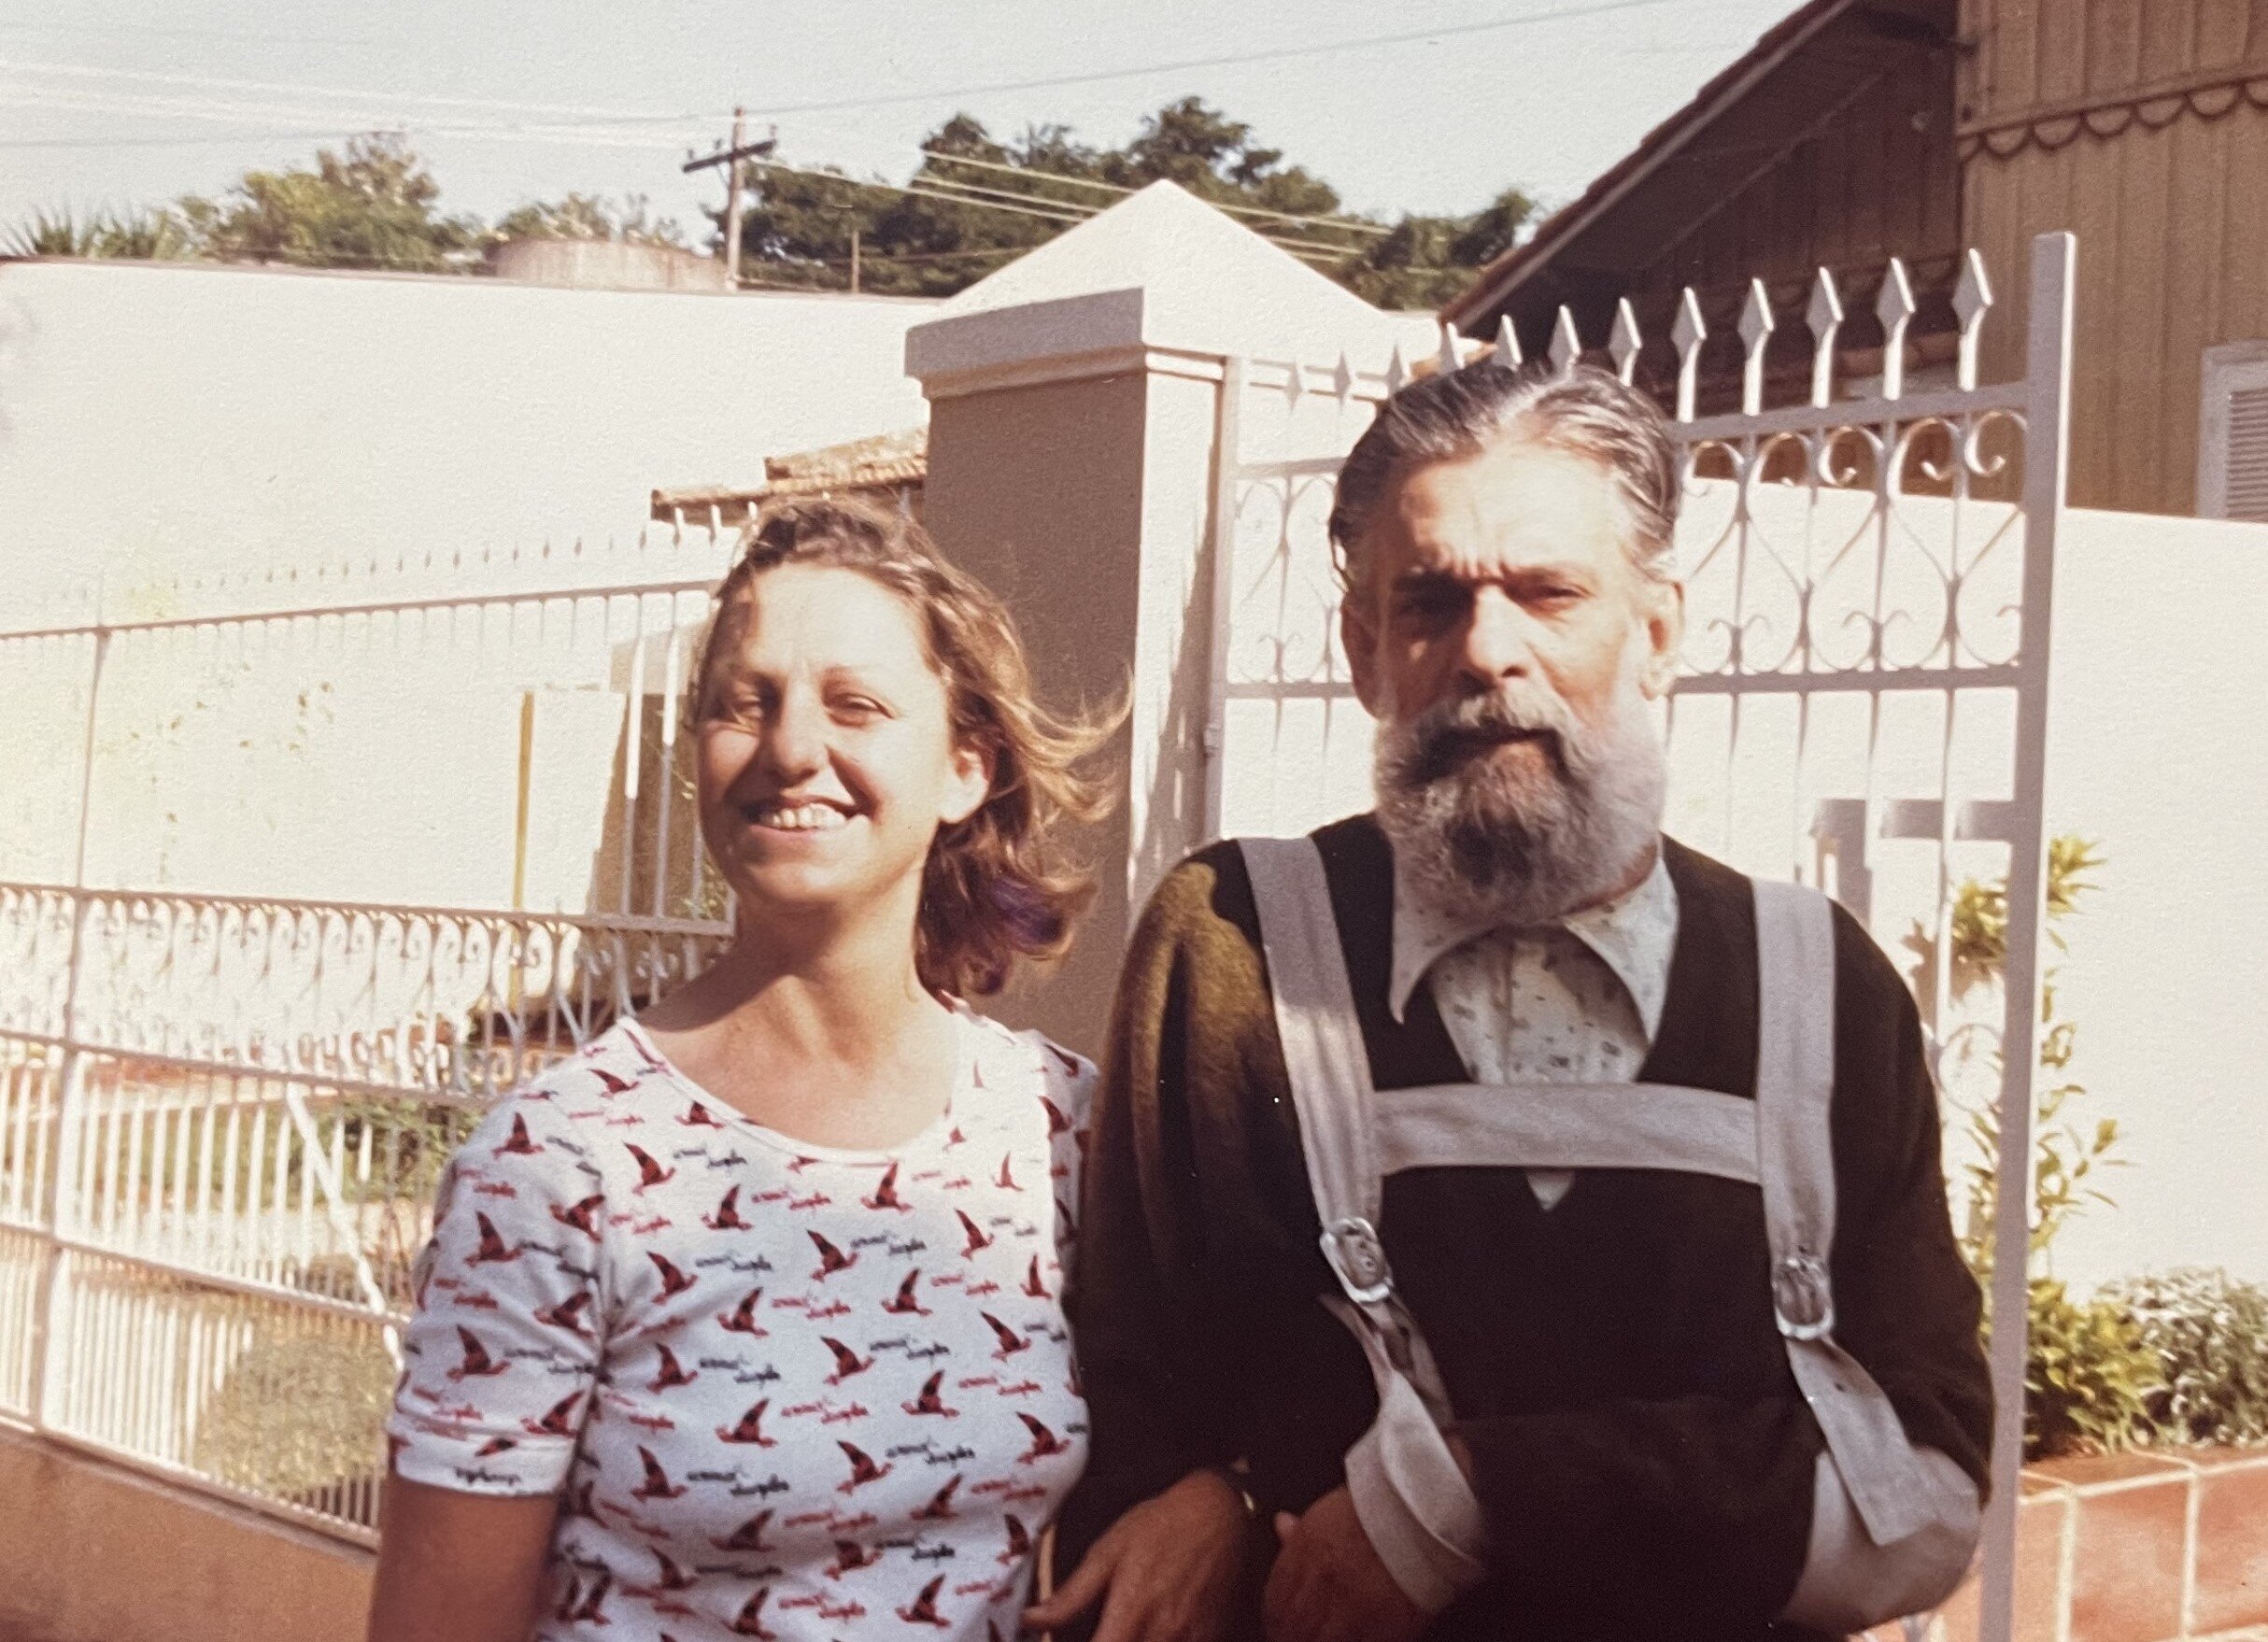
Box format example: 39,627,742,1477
1388,849,1680,1209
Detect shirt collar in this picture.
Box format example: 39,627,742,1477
1388,844,1680,1038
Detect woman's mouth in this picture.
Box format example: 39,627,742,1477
745,801,852,832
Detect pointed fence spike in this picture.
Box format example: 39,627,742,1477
1609,298,1642,386
1438,320,1465,375
1283,361,1305,403
1738,278,1775,415
1549,305,1581,375
1495,313,1524,368
1875,257,1916,401
1385,344,1409,395
1807,267,1845,407
1952,248,1994,391
1332,351,1355,403
1670,287,1708,424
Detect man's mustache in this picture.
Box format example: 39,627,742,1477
1400,691,1579,786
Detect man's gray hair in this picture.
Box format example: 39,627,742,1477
1327,360,1682,603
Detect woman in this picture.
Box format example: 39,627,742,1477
370,498,1113,1642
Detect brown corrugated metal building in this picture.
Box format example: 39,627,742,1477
1445,0,2268,518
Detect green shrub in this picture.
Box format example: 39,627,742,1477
193,1328,396,1499
2105,1267,2268,1447
2023,1277,2157,1460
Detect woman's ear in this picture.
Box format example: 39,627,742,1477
940,738,994,828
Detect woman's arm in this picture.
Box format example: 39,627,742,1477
366,1475,559,1642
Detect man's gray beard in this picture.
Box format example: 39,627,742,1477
1373,682,1667,927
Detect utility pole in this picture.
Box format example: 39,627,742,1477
683,111,775,287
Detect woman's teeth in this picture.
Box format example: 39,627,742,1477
754,803,849,831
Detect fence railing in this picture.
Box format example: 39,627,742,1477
0,521,743,1543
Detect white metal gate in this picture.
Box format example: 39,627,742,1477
1203,233,2077,1642
0,522,741,1542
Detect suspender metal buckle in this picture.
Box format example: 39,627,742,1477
1772,1250,1836,1341
1321,1215,1396,1306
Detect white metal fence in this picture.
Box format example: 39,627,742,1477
1203,234,2077,1642
0,522,744,1543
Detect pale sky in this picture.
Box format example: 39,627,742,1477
0,0,1795,242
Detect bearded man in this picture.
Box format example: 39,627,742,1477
1028,361,1994,1642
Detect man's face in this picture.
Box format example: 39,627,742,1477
1345,437,1685,911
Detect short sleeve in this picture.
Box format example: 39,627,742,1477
1036,1036,1098,1261
386,1093,607,1497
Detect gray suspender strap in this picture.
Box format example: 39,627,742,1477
1239,837,1487,1612
1752,879,1951,1550
1375,1081,1761,1182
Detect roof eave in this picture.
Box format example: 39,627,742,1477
1441,0,1861,330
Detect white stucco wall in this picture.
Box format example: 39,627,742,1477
0,258,934,610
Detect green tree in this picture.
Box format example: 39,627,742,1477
724,99,1535,304
173,133,482,272
489,191,687,249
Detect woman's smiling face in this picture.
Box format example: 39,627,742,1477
694,562,989,927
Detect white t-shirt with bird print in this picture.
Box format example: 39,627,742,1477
388,1001,1094,1642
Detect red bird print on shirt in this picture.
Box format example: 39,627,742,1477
912,1474,961,1521
548,1193,604,1238
1023,1256,1049,1299
648,1343,699,1392
712,1508,774,1551
807,1229,857,1281
475,1435,517,1458
716,1288,767,1335
999,1512,1033,1564
716,1399,776,1446
1038,1094,1073,1138
464,1211,523,1266
592,1066,636,1097
627,1142,675,1192
533,1292,593,1336
521,1391,583,1437
945,1125,969,1149
981,1312,1030,1361
729,1586,777,1638
703,1185,752,1231
1055,1196,1078,1239
836,1440,892,1494
678,1099,722,1127
897,1573,951,1628
902,1369,958,1419
956,1210,993,1258
1016,1411,1068,1464
827,1538,880,1578
447,1326,509,1380
883,1269,930,1317
569,1572,612,1623
647,1251,697,1300
821,1337,873,1384
995,1154,1021,1192
491,1112,542,1156
861,1161,913,1212
631,1445,687,1500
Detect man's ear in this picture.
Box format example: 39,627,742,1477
1637,577,1686,701
1342,598,1384,716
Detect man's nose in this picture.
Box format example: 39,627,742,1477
1457,587,1539,686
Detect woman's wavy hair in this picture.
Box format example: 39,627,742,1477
688,495,1120,998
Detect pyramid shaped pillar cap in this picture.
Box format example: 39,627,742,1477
905,180,1431,398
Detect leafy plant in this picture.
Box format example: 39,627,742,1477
2105,1267,2268,1446
1906,836,2116,1288
2023,1276,2158,1459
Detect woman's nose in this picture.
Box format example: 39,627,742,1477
755,692,827,781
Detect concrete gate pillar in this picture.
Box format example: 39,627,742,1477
904,182,1426,1054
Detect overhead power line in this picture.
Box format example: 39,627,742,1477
917,149,1393,238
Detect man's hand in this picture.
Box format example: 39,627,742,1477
1025,1468,1254,1642
1262,1485,1429,1642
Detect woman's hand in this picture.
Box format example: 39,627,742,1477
365,1472,559,1642
1024,1467,1254,1642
